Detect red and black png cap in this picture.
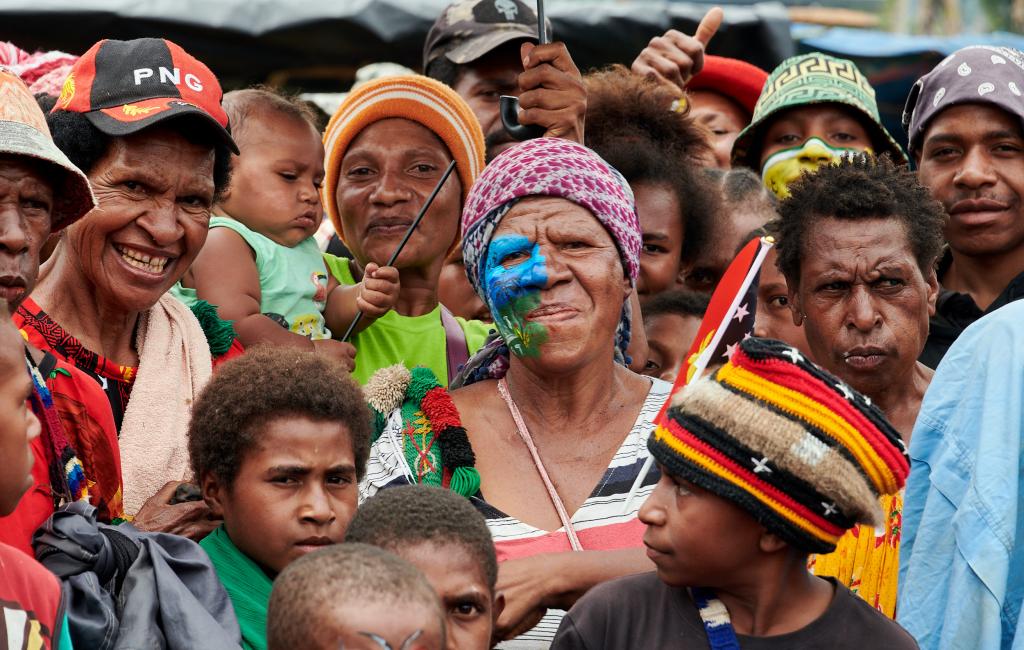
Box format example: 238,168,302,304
54,38,238,153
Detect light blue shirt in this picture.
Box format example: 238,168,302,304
898,299,1024,649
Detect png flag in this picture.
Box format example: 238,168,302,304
672,236,775,393
624,236,774,512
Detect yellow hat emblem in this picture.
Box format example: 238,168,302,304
58,74,75,108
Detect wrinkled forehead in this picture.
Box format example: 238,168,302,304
0,154,61,189
345,118,451,160
801,216,916,267
495,195,604,236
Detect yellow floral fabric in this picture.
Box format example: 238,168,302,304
808,492,903,618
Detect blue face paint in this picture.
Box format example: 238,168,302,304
482,234,549,357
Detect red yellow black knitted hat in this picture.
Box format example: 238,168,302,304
648,337,909,554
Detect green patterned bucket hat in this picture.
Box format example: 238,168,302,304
731,52,907,169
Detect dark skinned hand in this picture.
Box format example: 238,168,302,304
132,481,222,540
631,6,723,92
517,41,586,144
493,553,560,641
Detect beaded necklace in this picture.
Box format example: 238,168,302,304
24,350,89,506
692,587,741,650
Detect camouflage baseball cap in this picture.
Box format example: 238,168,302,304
423,0,550,72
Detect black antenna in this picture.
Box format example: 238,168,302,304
499,0,549,141
340,159,457,342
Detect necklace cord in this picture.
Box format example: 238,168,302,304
497,378,584,551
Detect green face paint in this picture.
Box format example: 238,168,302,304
761,137,871,198
482,234,549,357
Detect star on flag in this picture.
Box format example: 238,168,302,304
733,302,750,322
723,342,737,359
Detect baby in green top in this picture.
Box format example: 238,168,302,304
179,88,399,369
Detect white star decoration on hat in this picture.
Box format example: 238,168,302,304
752,457,772,474
835,382,854,401
782,347,802,364
822,502,838,516
733,303,750,322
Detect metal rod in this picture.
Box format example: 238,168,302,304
537,0,548,44
340,159,457,343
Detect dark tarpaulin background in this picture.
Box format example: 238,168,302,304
0,0,794,90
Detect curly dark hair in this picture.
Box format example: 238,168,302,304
46,110,233,201
775,155,947,286
346,484,498,591
585,65,715,265
188,346,372,487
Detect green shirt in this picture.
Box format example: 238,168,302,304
173,216,331,340
323,254,491,385
200,526,272,650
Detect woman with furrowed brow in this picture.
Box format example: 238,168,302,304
362,137,669,648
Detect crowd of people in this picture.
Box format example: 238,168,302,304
1,0,1022,648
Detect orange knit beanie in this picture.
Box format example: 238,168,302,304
322,75,486,237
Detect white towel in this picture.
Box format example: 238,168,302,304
118,294,213,514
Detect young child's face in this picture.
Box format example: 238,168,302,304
319,601,444,650
639,465,764,588
635,181,684,299
219,110,325,248
0,320,41,515
203,415,358,576
754,248,811,358
399,541,500,650
642,313,702,383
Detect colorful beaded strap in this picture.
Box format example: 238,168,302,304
692,587,741,650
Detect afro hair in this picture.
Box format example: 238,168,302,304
188,345,372,487
775,155,946,286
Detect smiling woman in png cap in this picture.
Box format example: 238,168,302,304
16,38,241,535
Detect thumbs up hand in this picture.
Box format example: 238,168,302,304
630,6,723,92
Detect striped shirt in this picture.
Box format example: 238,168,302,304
360,377,671,648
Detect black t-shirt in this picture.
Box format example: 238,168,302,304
551,572,919,650
921,250,1024,369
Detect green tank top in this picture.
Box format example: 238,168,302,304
323,253,491,385
174,216,331,340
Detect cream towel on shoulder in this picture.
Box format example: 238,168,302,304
119,294,213,514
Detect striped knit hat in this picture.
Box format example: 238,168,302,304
649,337,909,554
322,75,485,237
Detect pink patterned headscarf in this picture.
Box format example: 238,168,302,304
452,138,640,387
461,138,640,295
